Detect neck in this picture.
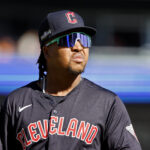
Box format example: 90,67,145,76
45,72,81,96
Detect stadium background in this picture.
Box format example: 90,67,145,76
0,0,150,149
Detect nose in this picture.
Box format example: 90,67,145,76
72,40,84,51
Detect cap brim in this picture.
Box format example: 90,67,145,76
55,26,96,37
68,26,97,36
42,26,96,46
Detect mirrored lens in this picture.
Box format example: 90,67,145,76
58,33,91,47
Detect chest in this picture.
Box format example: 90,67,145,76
13,91,106,150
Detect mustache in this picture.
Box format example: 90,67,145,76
72,52,84,59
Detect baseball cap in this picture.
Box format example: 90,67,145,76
38,10,96,47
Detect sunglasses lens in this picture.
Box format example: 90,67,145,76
58,33,91,47
59,36,68,47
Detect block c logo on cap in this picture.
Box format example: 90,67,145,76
65,12,78,24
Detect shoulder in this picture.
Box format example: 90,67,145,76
82,78,124,108
82,77,128,114
82,78,117,98
7,80,40,99
1,81,40,113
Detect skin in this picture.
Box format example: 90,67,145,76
43,40,89,96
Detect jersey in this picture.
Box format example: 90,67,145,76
0,78,142,150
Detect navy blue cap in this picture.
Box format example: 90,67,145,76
38,10,96,47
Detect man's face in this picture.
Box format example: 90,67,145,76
43,40,89,75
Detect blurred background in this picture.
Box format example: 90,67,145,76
0,0,150,149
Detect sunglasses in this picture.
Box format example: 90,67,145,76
45,32,91,48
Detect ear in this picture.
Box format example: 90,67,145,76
42,46,49,60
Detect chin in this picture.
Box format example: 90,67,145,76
69,70,84,75
68,66,85,75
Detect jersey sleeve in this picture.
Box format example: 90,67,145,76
103,96,142,150
0,97,14,150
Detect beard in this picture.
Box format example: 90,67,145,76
68,62,86,75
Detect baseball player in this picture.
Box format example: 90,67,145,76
0,10,142,150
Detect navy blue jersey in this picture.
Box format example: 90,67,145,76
0,78,142,150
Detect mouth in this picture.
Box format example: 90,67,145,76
72,53,84,63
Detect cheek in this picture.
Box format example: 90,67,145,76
84,48,89,63
57,48,71,66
